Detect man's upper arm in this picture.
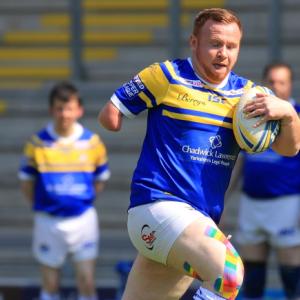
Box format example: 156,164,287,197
98,101,123,131
20,180,34,204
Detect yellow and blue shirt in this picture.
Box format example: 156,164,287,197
242,101,300,199
19,123,110,217
112,58,254,223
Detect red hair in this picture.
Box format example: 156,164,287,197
193,8,242,36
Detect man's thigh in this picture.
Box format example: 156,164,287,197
167,218,243,299
122,254,193,300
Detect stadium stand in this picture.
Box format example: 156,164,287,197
0,0,299,299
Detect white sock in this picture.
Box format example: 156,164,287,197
39,290,60,300
193,287,226,300
77,295,98,300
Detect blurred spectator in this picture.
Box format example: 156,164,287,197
18,81,110,300
235,62,300,300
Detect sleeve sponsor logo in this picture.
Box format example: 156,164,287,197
123,75,145,98
208,94,225,104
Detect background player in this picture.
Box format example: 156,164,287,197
99,9,300,300
234,62,300,300
19,81,110,300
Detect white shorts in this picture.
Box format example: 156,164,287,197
127,201,208,264
33,207,99,268
236,193,300,247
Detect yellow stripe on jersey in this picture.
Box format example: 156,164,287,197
139,91,153,108
161,61,243,119
24,133,108,173
162,109,232,129
164,88,239,119
35,142,107,165
243,80,255,91
163,61,255,97
37,164,97,173
138,63,169,105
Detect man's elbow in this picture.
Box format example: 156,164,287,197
285,139,300,156
288,143,300,156
98,112,121,131
283,148,300,157
273,143,300,157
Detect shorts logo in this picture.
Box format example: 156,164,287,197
82,241,96,249
141,224,156,250
39,244,49,253
279,227,296,236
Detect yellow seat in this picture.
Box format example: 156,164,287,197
83,0,167,10
0,47,117,61
83,0,224,10
182,0,225,9
0,81,43,89
4,31,152,45
0,100,7,114
41,14,190,28
0,67,70,79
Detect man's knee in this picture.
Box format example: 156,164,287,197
213,254,244,299
77,272,95,295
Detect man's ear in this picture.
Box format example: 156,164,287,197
190,34,197,51
78,106,84,119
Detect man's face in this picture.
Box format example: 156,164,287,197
190,19,241,84
264,67,292,101
50,96,83,132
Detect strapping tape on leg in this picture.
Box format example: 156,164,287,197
205,226,243,300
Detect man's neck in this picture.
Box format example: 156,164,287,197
188,57,229,89
54,125,74,137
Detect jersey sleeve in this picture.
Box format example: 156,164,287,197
92,135,111,181
18,137,38,180
111,62,169,118
254,85,274,96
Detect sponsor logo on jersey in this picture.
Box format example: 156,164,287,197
182,136,236,167
141,224,156,250
123,75,145,98
177,93,206,106
46,174,87,195
208,94,225,104
133,75,145,90
209,135,222,149
183,79,204,87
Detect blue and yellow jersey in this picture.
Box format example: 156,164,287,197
242,101,300,199
112,58,254,223
19,123,110,217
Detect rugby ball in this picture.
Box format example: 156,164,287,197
233,86,280,153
